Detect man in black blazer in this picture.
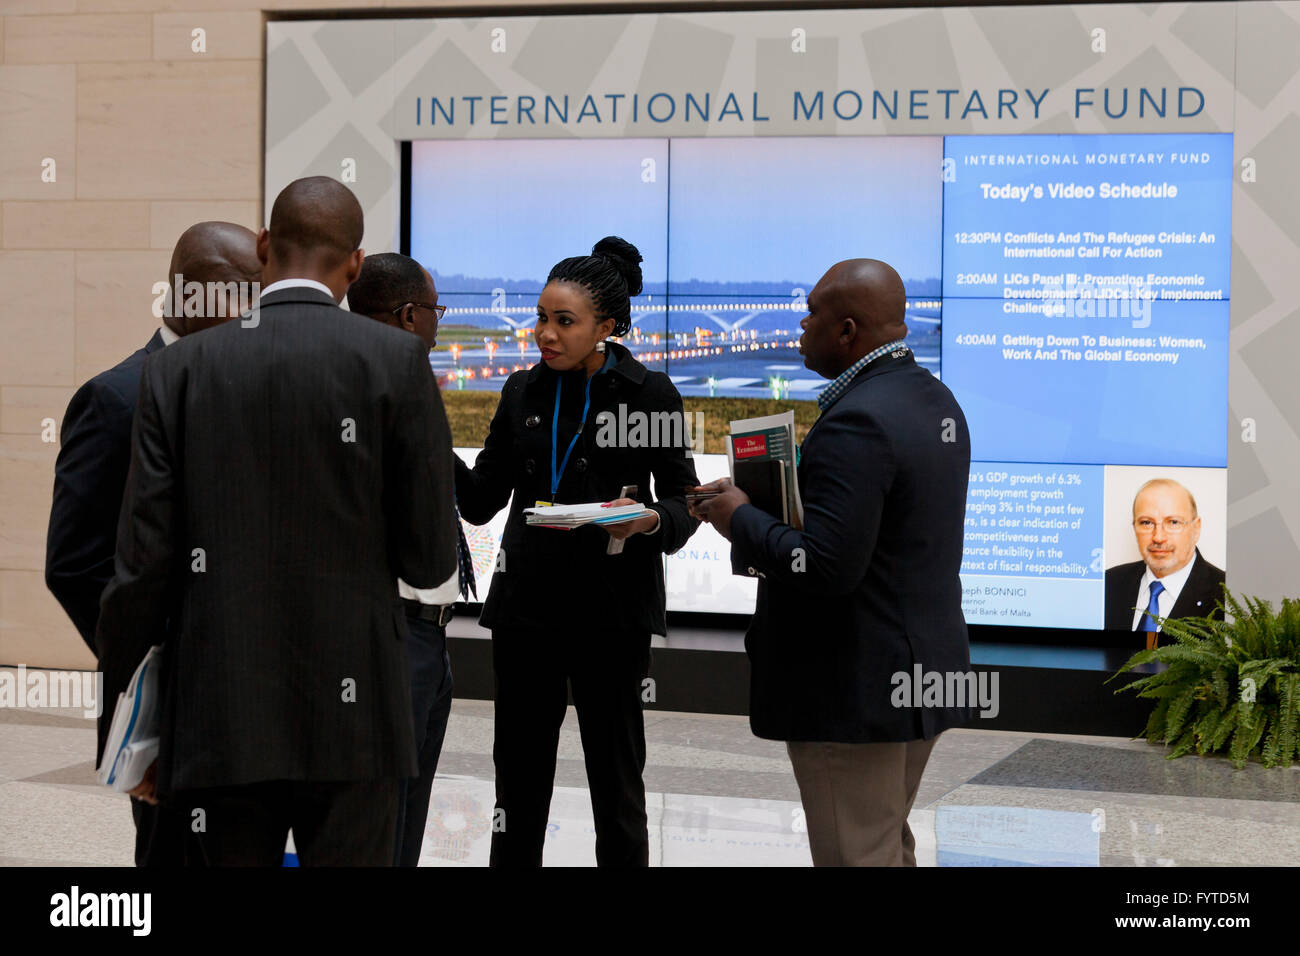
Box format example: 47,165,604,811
47,221,261,650
1104,478,1225,646
96,177,458,866
46,220,260,865
694,259,972,866
347,251,471,866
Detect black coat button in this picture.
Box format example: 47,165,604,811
575,457,588,473
524,458,535,474
525,414,541,428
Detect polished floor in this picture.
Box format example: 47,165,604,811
2,670,1298,866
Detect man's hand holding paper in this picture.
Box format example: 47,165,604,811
689,478,751,541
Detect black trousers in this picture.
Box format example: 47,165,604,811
168,779,399,866
393,615,454,866
131,797,185,867
489,626,652,867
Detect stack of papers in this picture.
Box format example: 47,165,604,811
524,502,652,530
97,644,163,792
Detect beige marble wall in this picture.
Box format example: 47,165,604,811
0,5,335,668
0,1,697,669
0,8,271,669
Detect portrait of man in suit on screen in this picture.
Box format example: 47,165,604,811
1103,477,1225,647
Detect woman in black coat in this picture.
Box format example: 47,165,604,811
455,236,700,866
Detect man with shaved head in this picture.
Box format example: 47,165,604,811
693,258,972,866
1104,478,1225,643
96,177,458,865
164,220,263,336
256,173,366,304
47,220,259,865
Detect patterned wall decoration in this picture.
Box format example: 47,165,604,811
266,4,1300,604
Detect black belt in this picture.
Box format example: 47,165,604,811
402,598,455,627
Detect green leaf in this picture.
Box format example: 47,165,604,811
1229,707,1267,769
1275,674,1299,768
1165,683,1200,741
1262,712,1283,767
1143,697,1170,743
1110,648,1162,678
1167,725,1198,759
1194,707,1225,756
1211,667,1230,707
1207,704,1239,752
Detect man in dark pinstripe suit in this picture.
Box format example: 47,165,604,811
96,178,459,866
50,221,260,867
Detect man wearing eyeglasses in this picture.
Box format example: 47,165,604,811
347,252,473,866
348,252,446,351
1103,478,1225,645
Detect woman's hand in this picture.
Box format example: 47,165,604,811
601,497,659,539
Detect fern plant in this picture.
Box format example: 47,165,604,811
1110,591,1300,768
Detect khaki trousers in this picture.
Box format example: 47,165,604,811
786,735,939,867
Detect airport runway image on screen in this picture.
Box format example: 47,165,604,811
408,135,942,398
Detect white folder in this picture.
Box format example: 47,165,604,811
97,645,164,792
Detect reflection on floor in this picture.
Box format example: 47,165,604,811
418,779,812,866
2,677,1298,867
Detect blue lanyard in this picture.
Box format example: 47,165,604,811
551,373,595,499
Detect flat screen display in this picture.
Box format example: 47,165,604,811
408,131,1231,631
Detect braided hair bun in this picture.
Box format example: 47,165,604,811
592,236,644,298
546,236,644,336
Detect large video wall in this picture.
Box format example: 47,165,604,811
409,131,1230,630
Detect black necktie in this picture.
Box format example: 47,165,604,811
455,503,477,601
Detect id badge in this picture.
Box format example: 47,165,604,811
534,500,554,508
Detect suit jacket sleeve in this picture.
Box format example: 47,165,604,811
642,374,700,554
1104,565,1139,631
94,358,180,763
387,338,458,590
46,380,131,650
454,375,519,526
729,405,894,594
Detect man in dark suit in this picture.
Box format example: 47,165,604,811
96,177,459,866
694,259,972,866
46,220,260,865
1104,478,1225,645
47,221,260,650
347,252,474,866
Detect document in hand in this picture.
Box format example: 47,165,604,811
728,411,805,529
97,644,163,792
523,501,652,529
